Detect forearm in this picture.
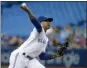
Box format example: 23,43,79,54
26,7,37,22
25,8,42,33
20,3,42,33
27,8,34,20
27,10,42,33
39,52,62,60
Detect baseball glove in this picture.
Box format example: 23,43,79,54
51,41,69,59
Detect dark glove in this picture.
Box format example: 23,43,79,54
57,41,69,56
51,41,69,59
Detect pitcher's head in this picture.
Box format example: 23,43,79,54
38,16,53,31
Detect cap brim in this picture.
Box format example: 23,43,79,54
45,18,53,22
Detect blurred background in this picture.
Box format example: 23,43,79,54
1,1,87,68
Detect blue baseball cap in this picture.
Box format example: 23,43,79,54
38,16,53,22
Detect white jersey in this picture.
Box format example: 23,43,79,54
9,27,50,68
10,27,53,59
17,27,49,58
46,27,53,38
9,27,53,68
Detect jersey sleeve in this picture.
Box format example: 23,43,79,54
46,27,53,39
31,18,42,33
39,52,52,60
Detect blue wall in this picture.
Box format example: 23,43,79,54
1,2,86,35
1,46,87,66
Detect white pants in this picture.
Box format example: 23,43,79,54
8,49,45,68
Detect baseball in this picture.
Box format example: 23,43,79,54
21,3,27,7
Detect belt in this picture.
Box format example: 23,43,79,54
22,52,33,60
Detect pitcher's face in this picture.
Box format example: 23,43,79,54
41,21,51,30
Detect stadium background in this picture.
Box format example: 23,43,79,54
1,1,87,68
